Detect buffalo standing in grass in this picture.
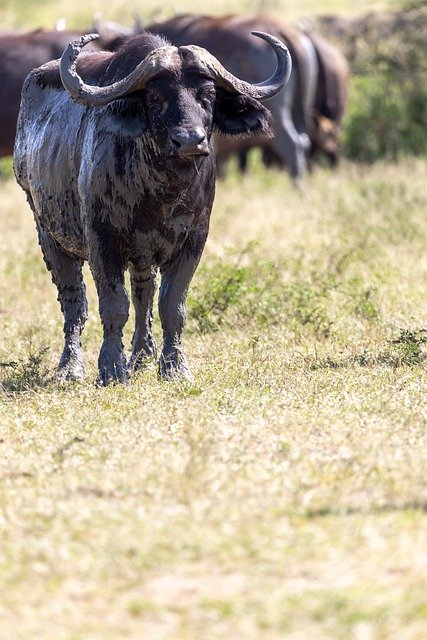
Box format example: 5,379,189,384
14,31,291,384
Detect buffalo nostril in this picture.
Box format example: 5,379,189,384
194,128,206,145
171,129,206,149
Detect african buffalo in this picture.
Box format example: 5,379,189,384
147,13,318,180
307,32,349,166
0,27,121,157
14,31,290,384
0,29,87,157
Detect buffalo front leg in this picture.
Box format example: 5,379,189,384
88,223,129,385
37,225,87,381
158,241,205,381
129,265,157,371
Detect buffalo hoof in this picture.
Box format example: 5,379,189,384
55,360,84,382
98,362,129,386
128,340,157,373
98,340,128,386
159,349,193,382
56,346,84,382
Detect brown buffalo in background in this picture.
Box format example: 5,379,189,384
0,29,89,157
307,32,349,166
146,13,319,180
0,28,119,157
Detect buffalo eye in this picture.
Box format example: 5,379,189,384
196,86,215,109
147,89,164,103
147,89,166,107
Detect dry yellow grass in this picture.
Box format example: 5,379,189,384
0,156,426,639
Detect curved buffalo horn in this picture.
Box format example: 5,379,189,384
60,31,291,107
186,31,292,101
60,33,180,106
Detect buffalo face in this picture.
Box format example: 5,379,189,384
144,72,214,162
137,70,274,166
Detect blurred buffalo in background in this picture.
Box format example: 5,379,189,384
0,27,120,157
306,31,349,167
0,29,88,157
146,13,320,180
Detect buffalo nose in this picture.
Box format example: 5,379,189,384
169,127,207,156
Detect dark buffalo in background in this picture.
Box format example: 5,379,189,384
0,27,119,157
305,31,349,166
0,29,85,157
146,13,319,180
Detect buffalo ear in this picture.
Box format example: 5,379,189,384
214,90,273,137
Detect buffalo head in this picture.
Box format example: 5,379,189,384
60,32,292,165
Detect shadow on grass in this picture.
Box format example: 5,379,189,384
310,329,427,370
0,345,52,395
303,500,427,519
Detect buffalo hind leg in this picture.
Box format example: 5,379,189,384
271,117,308,181
158,239,206,381
129,265,157,372
89,222,129,385
37,224,87,381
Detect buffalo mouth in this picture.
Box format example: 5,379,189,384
167,149,210,164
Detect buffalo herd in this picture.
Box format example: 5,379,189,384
3,12,349,383
1,13,349,174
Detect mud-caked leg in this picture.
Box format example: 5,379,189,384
158,238,206,381
88,222,129,385
37,224,87,381
129,265,157,371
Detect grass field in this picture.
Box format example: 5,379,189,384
1,0,426,637
1,155,426,639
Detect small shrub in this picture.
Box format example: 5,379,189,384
345,277,379,321
188,244,383,339
188,258,250,333
0,344,50,392
391,329,427,365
